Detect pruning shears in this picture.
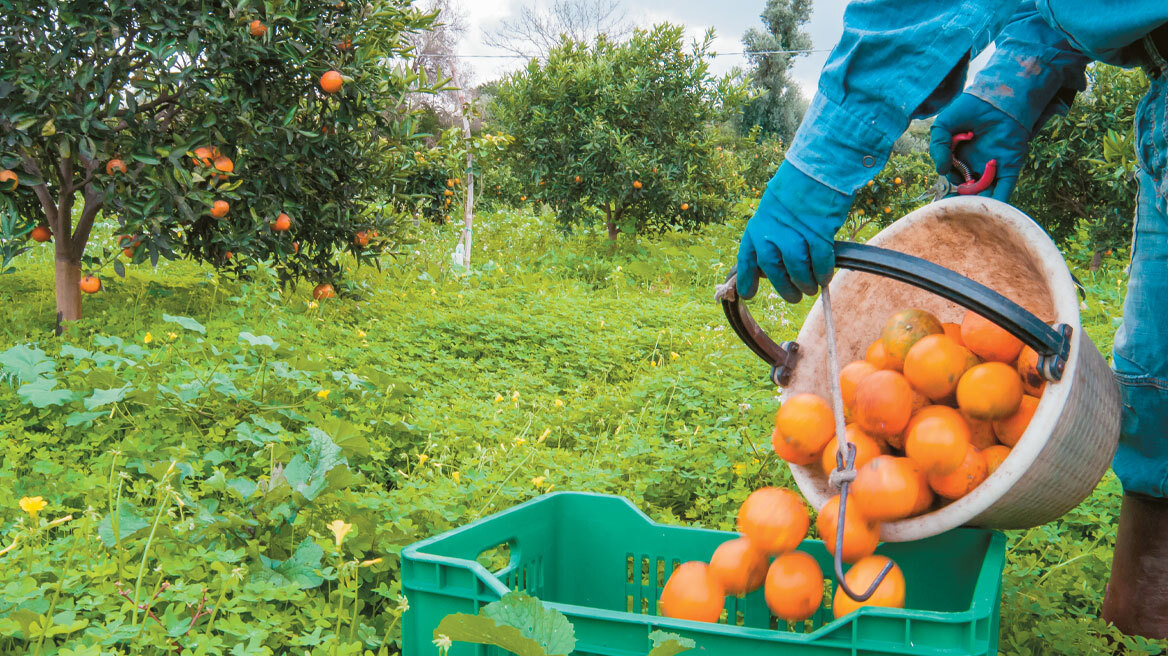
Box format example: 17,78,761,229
920,131,999,202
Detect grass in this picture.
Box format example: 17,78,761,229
0,204,1163,654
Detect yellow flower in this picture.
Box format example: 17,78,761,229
554,398,564,408
167,332,177,341
19,496,46,518
417,453,429,466
531,476,546,488
317,389,330,400
360,557,383,567
514,437,526,446
451,471,461,484
494,393,504,402
356,329,366,338
430,288,437,296
650,360,657,367
327,519,353,547
143,332,153,344
599,320,605,328
307,300,319,309
511,391,519,401
670,351,679,360
732,463,746,477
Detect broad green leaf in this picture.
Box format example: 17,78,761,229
17,377,74,408
65,411,105,427
239,332,278,348
83,385,133,410
97,502,150,546
647,631,695,656
282,428,346,500
163,313,206,334
254,537,324,589
0,344,55,384
435,592,575,656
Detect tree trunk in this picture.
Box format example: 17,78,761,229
55,257,82,325
449,61,475,269
606,221,619,241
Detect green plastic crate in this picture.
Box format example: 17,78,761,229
401,492,1006,656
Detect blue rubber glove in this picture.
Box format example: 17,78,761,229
736,162,853,303
929,94,1031,202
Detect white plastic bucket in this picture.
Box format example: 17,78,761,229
783,197,1121,541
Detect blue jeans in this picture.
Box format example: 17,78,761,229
1112,72,1168,498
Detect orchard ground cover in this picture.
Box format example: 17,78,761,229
0,205,1161,654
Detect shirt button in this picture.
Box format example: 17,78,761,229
862,155,876,168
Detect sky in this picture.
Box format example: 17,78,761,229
457,0,851,96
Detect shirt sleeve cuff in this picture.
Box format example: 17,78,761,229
783,91,902,196
967,45,1089,132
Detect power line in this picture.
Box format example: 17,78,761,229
430,48,831,60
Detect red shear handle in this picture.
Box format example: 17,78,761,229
950,131,998,195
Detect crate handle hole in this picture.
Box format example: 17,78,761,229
475,539,517,574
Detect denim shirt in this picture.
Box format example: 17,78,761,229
786,0,1168,196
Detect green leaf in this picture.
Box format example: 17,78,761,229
255,537,324,589
83,385,132,410
239,331,278,349
163,313,206,334
65,411,105,427
435,592,575,656
17,377,74,408
97,502,151,547
282,428,346,500
0,344,55,384
647,631,695,656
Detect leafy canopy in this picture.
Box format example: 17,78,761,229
491,24,748,239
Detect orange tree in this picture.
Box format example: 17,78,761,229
490,24,747,240
0,0,440,322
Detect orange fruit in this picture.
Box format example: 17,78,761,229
821,425,882,476
213,156,234,174
881,309,943,371
320,70,344,93
338,38,352,50
0,169,18,191
854,370,913,437
192,146,215,167
865,339,892,370
960,311,1023,363
633,180,643,189
764,551,824,621
249,19,267,36
211,200,229,218
681,203,689,211
708,537,768,595
737,487,809,555
772,426,818,465
312,283,336,300
942,322,964,346
832,556,906,618
905,459,934,515
30,225,52,242
816,494,880,563
982,444,1011,476
774,393,835,461
660,562,724,623
105,158,127,175
79,275,101,294
962,410,998,449
354,231,370,247
292,241,300,254
957,362,1023,420
840,361,878,411
1016,346,1046,397
927,445,987,499
903,335,976,400
851,455,919,521
992,394,1040,447
271,213,292,232
905,410,971,475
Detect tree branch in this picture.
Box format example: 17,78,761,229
109,83,192,132
19,151,59,227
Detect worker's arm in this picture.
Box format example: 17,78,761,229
739,1,1023,301
1037,0,1168,66
930,3,1090,201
